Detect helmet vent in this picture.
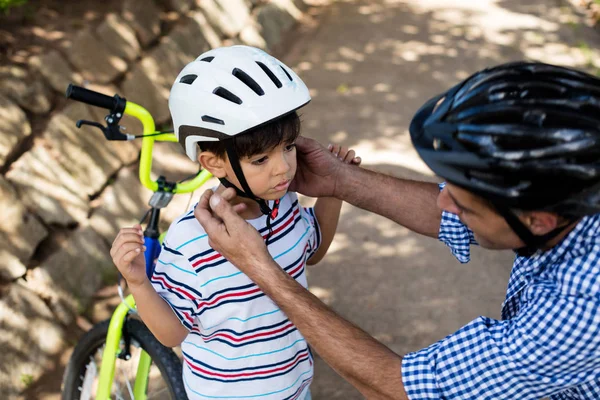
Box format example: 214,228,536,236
179,74,197,85
280,65,293,81
256,61,282,88
202,115,225,125
201,56,214,62
213,87,242,104
232,68,265,96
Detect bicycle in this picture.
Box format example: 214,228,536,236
60,84,213,400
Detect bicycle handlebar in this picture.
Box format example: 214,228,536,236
66,84,126,114
65,84,212,194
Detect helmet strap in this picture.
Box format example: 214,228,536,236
494,204,573,257
222,140,282,243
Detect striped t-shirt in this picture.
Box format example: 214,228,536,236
151,192,321,399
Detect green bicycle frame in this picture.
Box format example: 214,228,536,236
95,101,212,400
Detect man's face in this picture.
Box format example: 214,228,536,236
437,184,524,250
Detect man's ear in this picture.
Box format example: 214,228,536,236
521,211,559,235
198,152,227,178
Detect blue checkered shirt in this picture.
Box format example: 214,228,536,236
401,208,600,399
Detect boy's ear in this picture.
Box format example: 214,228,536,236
198,151,227,178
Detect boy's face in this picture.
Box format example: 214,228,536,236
201,142,297,201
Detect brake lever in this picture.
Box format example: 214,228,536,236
75,119,134,141
76,119,104,130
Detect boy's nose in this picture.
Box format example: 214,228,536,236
273,153,291,175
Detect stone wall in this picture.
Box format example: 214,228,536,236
0,0,311,397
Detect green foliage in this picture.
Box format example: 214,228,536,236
20,373,34,388
0,0,27,13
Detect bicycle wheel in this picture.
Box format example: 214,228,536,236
61,319,187,400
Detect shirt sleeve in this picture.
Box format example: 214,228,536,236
150,240,203,331
300,206,322,260
437,182,477,263
401,284,600,399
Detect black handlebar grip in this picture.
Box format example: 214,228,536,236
65,84,126,113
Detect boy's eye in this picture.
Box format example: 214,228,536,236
285,143,296,152
252,156,268,165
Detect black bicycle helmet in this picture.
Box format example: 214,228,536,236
409,61,600,251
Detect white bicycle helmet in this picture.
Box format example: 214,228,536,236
169,46,311,221
169,45,311,161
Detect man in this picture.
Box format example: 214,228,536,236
194,62,600,399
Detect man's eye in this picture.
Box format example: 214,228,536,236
252,156,268,165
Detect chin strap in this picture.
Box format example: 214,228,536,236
222,140,281,243
493,204,574,257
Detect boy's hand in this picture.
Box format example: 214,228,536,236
110,225,148,288
328,144,362,166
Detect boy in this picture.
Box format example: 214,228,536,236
110,46,360,399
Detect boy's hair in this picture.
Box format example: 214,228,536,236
198,112,301,159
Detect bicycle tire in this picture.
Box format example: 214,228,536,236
61,318,188,400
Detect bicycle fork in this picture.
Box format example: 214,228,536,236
95,295,152,400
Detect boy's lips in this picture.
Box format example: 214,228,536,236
274,179,291,191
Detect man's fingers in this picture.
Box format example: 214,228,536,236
208,192,243,227
195,189,227,237
295,136,318,154
233,203,247,214
220,187,238,202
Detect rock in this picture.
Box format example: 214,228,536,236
121,62,171,124
0,65,52,114
66,29,128,84
160,0,195,13
198,0,250,38
122,0,162,47
255,0,300,49
0,177,47,265
120,34,195,125
0,284,65,398
168,11,221,59
0,249,27,282
239,21,267,49
23,224,113,326
6,142,89,226
29,50,82,94
89,166,153,244
142,36,194,91
97,13,141,62
292,0,310,13
0,93,31,168
6,97,141,226
47,102,139,194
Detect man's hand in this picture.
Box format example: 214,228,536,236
290,136,357,198
194,188,272,272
